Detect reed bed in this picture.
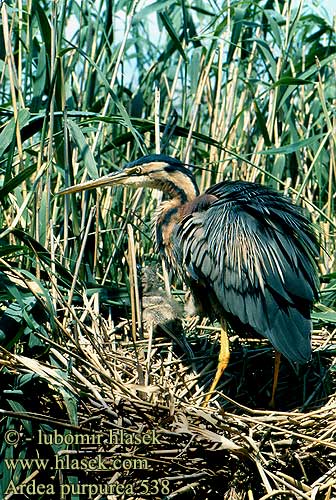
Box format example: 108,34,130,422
0,0,335,498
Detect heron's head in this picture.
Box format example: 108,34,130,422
58,154,199,201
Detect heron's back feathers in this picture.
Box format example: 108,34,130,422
171,181,319,363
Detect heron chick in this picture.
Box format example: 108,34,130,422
140,264,183,332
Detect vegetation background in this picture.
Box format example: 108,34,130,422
0,0,335,498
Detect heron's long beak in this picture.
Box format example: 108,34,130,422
57,170,131,196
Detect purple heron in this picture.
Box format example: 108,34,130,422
59,154,319,405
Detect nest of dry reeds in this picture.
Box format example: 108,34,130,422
1,272,335,500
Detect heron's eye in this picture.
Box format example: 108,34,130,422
135,167,142,174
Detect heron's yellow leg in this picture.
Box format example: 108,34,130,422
202,322,230,406
269,351,281,407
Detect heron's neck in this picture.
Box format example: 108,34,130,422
155,176,199,228
154,199,182,260
153,174,199,260
155,177,198,203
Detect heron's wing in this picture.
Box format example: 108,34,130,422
174,181,319,363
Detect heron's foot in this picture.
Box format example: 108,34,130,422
202,326,230,407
